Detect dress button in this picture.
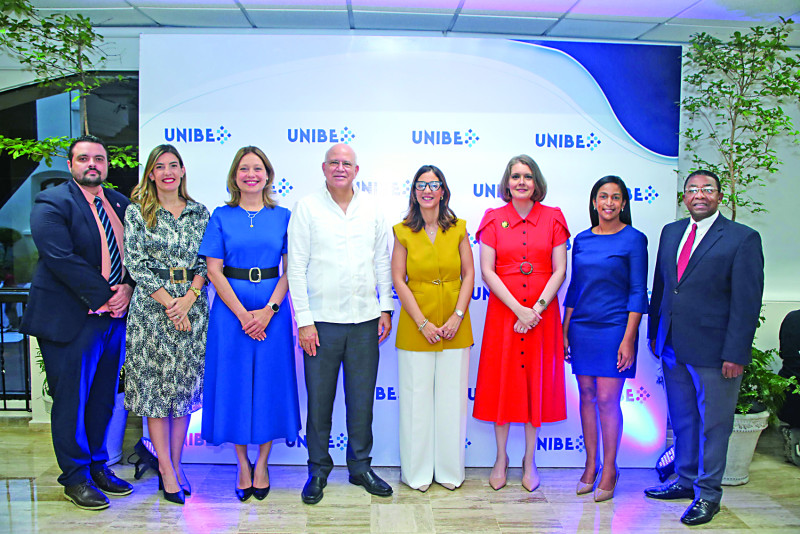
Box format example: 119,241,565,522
523,284,526,288
521,364,525,368
523,242,526,245
522,256,526,259
523,299,527,302
522,230,526,234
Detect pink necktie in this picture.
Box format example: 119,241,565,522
677,223,697,281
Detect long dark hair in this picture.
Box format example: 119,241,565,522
402,164,458,233
589,175,632,227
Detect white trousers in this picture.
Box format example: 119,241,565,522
397,347,470,489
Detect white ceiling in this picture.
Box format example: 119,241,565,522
29,0,800,45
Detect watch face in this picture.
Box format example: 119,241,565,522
270,303,279,312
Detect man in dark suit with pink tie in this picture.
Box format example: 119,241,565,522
645,170,764,526
21,136,135,510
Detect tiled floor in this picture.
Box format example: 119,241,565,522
1,415,799,533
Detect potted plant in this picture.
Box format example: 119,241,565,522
680,18,800,221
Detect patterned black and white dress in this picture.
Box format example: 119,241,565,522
123,200,210,418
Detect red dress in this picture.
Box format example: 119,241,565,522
473,202,570,425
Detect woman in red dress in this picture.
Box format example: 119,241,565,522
473,154,569,492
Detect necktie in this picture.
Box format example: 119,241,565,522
94,196,122,286
677,223,697,281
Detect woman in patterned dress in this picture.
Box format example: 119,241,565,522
124,144,209,504
473,154,569,492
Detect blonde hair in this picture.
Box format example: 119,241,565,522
131,144,193,228
225,146,277,208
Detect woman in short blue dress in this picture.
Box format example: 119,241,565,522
200,146,300,502
562,175,648,502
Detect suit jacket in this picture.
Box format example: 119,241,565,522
21,179,134,343
648,214,764,367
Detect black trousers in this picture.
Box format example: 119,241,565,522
304,319,379,478
39,315,125,487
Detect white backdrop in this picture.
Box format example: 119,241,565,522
140,35,677,467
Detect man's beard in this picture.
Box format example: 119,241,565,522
73,170,105,186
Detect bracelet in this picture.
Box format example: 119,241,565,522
418,319,429,331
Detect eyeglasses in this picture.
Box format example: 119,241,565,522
326,160,354,170
684,186,718,195
414,181,442,191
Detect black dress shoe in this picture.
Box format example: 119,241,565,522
64,480,110,510
91,465,133,496
681,498,720,525
644,480,694,500
157,473,185,505
349,470,393,497
253,464,270,500
236,463,254,502
301,476,327,505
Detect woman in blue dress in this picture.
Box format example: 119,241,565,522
200,146,300,502
562,175,648,503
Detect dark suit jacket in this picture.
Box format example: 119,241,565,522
21,179,134,343
648,214,764,367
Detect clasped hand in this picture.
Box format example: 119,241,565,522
239,307,274,341
165,294,194,332
514,306,541,334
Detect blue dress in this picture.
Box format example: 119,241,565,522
564,225,648,378
199,205,301,445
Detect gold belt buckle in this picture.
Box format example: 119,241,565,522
431,279,441,285
249,267,261,283
519,262,533,275
169,267,188,284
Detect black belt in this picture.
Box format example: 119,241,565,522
223,266,279,283
150,267,197,284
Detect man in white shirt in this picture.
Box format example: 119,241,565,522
646,170,764,526
288,143,394,505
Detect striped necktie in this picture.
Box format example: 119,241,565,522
94,196,122,286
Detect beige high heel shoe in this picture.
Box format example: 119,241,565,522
593,468,620,502
521,457,540,492
576,468,600,495
489,455,509,490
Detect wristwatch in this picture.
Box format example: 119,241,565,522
189,286,202,298
268,302,280,313
537,298,547,310
455,309,464,318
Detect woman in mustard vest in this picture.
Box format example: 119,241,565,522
391,164,474,492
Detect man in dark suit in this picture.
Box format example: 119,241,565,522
645,170,764,525
21,135,135,510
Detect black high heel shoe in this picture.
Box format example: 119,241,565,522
175,467,191,496
157,472,185,505
235,463,254,502
252,463,270,501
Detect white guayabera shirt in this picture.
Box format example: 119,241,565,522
287,186,392,327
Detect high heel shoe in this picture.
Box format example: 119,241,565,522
235,463,254,502
157,472,185,505
521,457,540,492
489,455,509,490
176,468,191,496
593,468,620,502
576,467,600,495
252,463,270,501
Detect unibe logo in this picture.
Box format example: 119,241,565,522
537,435,582,452
623,386,651,403
627,186,659,204
412,129,480,147
535,132,601,151
164,126,232,145
287,127,355,144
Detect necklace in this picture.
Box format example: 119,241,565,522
242,206,264,228
426,225,437,236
